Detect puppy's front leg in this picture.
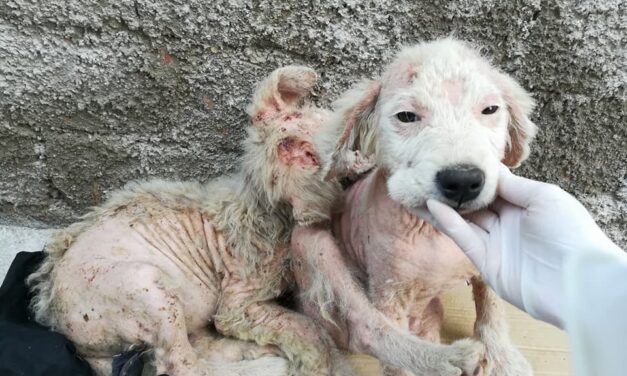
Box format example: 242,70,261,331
472,277,533,375
369,295,414,376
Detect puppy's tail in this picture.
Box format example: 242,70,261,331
199,357,288,376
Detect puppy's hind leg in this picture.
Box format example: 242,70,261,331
408,297,444,344
215,292,333,376
101,264,201,376
472,277,533,376
76,263,282,376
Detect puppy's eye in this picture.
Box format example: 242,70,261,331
481,105,499,115
396,112,420,123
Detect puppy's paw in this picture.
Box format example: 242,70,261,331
411,339,487,376
443,339,488,376
485,345,533,376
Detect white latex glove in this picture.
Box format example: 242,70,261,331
424,164,621,328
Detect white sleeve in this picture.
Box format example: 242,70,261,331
564,244,627,376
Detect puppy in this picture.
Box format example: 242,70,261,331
293,38,536,376
28,66,350,376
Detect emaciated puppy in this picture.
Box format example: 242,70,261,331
293,39,536,376
27,66,352,376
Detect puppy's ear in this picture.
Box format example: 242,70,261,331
277,137,320,170
247,66,317,123
323,79,381,180
496,72,538,168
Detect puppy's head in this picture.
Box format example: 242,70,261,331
243,66,341,224
331,38,536,212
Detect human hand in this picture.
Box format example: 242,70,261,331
423,164,619,327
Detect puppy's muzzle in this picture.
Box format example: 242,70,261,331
436,165,485,205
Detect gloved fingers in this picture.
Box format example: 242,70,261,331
466,222,491,270
464,209,498,232
411,206,437,228
497,164,541,208
488,197,512,214
426,199,488,267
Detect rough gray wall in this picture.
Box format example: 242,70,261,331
1,0,625,245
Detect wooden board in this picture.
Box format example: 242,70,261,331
345,285,571,375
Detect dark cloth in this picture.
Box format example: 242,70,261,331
0,251,93,376
111,348,145,376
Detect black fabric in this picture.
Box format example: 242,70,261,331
112,348,145,376
0,251,93,376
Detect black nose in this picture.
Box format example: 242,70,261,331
436,165,485,204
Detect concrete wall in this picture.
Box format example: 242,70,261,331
1,0,625,246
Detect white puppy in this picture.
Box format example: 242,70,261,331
295,38,537,376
